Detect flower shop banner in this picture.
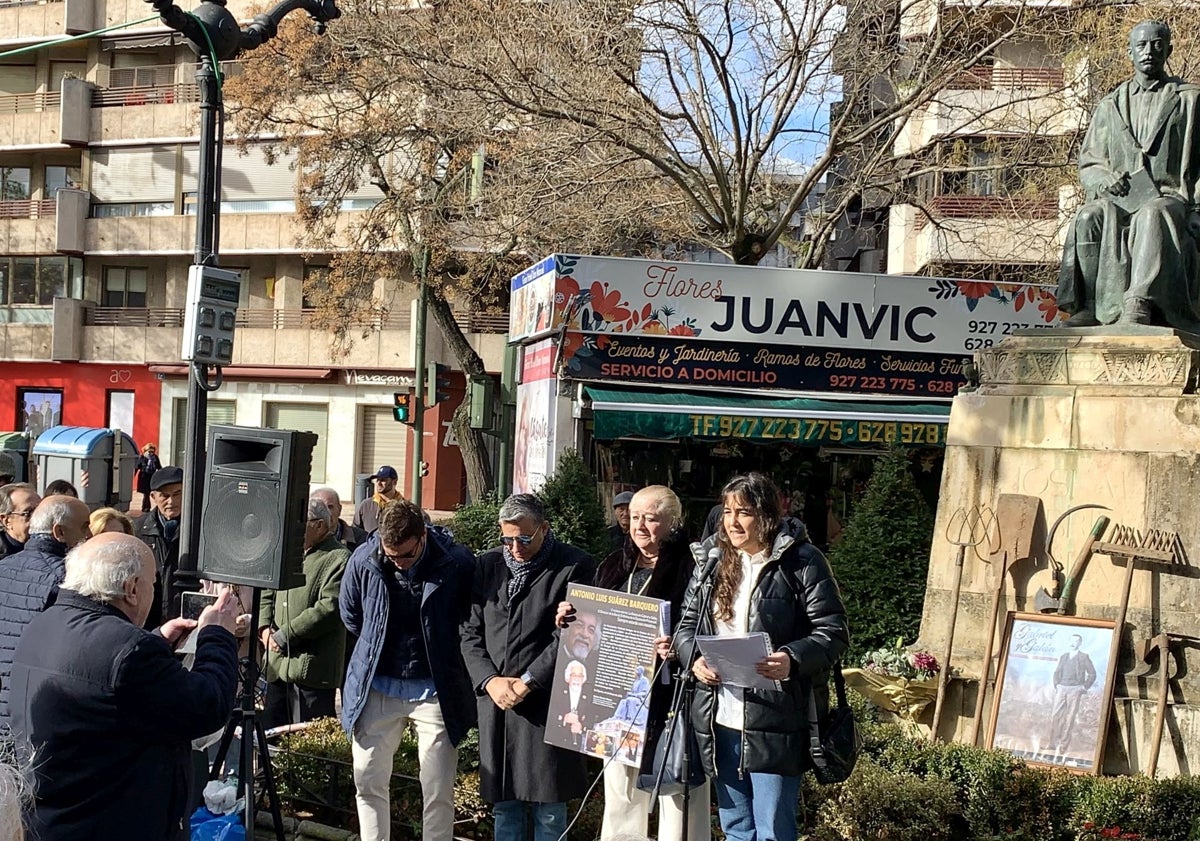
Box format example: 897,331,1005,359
509,255,1064,399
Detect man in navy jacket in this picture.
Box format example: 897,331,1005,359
340,498,476,841
9,533,240,841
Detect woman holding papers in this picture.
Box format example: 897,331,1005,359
561,485,711,841
674,473,849,841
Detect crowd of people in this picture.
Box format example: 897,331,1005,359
0,464,849,841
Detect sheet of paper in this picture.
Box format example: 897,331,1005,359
695,632,780,691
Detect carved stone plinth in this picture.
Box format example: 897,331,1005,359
978,329,1200,396
920,328,1200,775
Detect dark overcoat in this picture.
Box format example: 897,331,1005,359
10,590,238,841
460,541,595,803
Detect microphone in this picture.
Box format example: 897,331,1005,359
697,547,721,589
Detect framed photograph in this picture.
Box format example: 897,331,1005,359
987,612,1117,773
16,388,63,442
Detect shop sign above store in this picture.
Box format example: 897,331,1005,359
344,371,415,387
593,409,946,447
563,334,965,399
509,254,1063,356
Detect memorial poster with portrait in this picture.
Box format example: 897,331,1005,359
543,583,669,768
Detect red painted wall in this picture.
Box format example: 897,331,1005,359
0,362,163,449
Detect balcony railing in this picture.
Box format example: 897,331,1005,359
92,84,198,108
0,199,57,219
92,62,240,108
946,65,1064,91
0,91,61,113
0,0,61,6
913,195,1058,229
84,306,511,334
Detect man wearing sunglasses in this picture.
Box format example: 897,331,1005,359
460,493,596,841
0,482,40,561
340,498,476,841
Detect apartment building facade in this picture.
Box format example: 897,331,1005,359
0,0,505,508
886,0,1084,284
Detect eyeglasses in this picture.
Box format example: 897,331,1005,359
382,534,425,565
4,511,33,520
500,524,544,547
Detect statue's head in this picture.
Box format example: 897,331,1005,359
1128,20,1172,79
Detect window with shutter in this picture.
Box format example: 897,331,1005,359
172,399,236,468
358,406,408,488
264,402,328,483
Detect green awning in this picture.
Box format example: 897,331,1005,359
585,387,950,447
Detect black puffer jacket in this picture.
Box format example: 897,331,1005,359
0,533,69,721
673,518,849,778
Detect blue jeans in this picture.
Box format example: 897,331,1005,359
493,800,567,841
712,725,800,841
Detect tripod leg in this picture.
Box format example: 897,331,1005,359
254,718,287,841
210,716,238,780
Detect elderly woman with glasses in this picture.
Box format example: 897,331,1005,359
460,493,596,841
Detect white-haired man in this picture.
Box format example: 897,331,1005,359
8,533,240,841
0,494,90,722
311,486,368,553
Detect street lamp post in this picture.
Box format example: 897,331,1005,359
147,0,339,623
143,0,339,835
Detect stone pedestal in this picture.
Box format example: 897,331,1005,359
921,328,1200,775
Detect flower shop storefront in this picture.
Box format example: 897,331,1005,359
582,385,951,545
507,254,1064,531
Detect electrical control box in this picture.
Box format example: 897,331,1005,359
181,264,241,365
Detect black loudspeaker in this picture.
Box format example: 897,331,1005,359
198,425,317,590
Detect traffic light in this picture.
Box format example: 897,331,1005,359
418,460,429,477
392,390,413,423
425,361,452,407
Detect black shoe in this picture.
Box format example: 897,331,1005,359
1064,309,1100,327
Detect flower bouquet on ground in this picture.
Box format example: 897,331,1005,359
842,638,941,724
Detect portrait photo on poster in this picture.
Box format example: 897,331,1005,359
987,612,1117,773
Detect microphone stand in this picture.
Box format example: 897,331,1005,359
647,549,719,841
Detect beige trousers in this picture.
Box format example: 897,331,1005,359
351,690,458,841
600,760,712,841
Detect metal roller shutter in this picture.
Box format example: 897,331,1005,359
358,406,407,485
90,146,181,202
264,403,329,483
171,398,236,468
180,144,298,201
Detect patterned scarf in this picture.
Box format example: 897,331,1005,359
503,528,556,602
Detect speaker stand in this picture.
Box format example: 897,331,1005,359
210,590,286,841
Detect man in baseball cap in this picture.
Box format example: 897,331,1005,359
607,490,634,553
134,464,185,627
354,465,402,535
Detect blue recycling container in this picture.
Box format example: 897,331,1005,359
32,426,138,510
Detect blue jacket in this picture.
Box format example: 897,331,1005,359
339,528,477,745
0,533,69,721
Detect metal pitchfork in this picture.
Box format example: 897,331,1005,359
930,503,998,740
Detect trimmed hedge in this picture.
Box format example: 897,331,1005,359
806,706,1200,841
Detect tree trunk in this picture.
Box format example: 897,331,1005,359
426,290,496,499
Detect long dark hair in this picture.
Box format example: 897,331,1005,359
712,472,782,622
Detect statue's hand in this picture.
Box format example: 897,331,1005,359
1105,173,1131,197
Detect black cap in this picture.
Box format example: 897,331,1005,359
149,466,184,491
